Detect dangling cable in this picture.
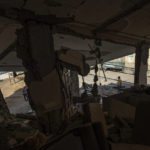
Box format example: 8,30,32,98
91,60,99,102
82,76,87,94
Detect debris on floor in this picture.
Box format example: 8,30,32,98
0,89,47,150
1,86,150,150
0,115,44,150
10,131,47,150
106,115,134,143
103,87,150,149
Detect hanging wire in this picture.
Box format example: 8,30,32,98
82,76,87,94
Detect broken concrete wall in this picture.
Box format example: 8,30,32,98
16,22,65,134
17,22,55,82
28,22,55,78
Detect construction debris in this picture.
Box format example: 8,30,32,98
105,115,134,143
10,131,47,150
1,75,150,150
103,89,150,149
0,116,43,150
0,89,47,150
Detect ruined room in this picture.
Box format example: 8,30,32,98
0,0,150,150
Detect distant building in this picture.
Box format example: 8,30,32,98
107,49,150,75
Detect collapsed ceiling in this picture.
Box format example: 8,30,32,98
1,0,150,44
0,33,135,71
0,0,149,70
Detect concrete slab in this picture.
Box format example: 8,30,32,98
89,103,108,137
110,100,136,120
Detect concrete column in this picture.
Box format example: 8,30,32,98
134,43,149,86
17,22,64,134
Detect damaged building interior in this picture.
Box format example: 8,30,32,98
1,0,150,150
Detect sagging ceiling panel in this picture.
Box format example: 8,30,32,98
0,0,148,70
0,0,150,45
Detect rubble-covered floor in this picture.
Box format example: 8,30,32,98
0,85,45,150
1,74,150,150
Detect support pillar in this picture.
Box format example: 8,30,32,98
134,43,149,86
17,22,65,134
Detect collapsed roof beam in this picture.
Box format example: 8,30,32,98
92,0,150,34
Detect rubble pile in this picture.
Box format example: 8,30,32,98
0,90,47,150
87,98,135,144
0,117,38,150
1,87,150,150
103,87,150,110
0,110,48,150
102,87,150,149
